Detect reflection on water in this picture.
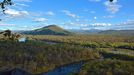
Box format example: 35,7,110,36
41,61,84,75
0,61,84,75
18,37,26,42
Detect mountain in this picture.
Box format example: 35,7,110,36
68,29,134,36
68,29,102,34
99,30,134,36
23,25,72,35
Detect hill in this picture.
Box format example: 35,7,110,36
68,29,102,34
68,29,134,36
23,25,71,35
99,30,134,36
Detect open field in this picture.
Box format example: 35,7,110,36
0,34,134,74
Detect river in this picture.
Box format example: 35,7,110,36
41,61,84,75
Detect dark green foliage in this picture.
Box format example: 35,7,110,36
78,59,134,75
0,0,12,13
101,52,134,61
109,0,113,2
117,44,134,50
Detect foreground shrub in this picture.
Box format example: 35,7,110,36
0,41,100,74
77,59,134,75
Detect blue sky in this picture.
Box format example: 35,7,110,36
0,0,134,30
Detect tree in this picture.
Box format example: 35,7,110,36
0,30,21,41
0,0,12,13
110,0,113,2
0,30,11,38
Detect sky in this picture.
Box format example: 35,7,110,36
0,0,134,30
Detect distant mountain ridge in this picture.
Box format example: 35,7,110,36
23,25,72,35
68,29,134,36
20,25,134,36
68,29,102,34
99,30,134,36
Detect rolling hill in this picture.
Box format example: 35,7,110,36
68,29,102,34
99,30,134,36
22,25,134,36
68,29,134,36
23,25,72,35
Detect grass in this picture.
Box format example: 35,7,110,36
74,59,134,75
0,40,100,74
26,35,134,49
0,34,134,74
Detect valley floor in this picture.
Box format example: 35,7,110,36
0,34,134,75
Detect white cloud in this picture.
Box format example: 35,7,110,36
62,10,79,18
15,3,29,7
103,15,115,18
80,24,89,27
5,8,29,17
118,20,134,26
33,18,48,22
29,12,44,17
76,19,80,22
110,20,134,30
90,11,96,14
104,0,122,14
81,28,90,30
89,0,101,2
63,22,75,26
0,23,15,26
91,23,111,27
94,16,97,19
45,11,55,16
83,9,89,12
63,21,89,28
14,0,32,2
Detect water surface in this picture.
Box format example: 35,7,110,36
41,61,84,75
